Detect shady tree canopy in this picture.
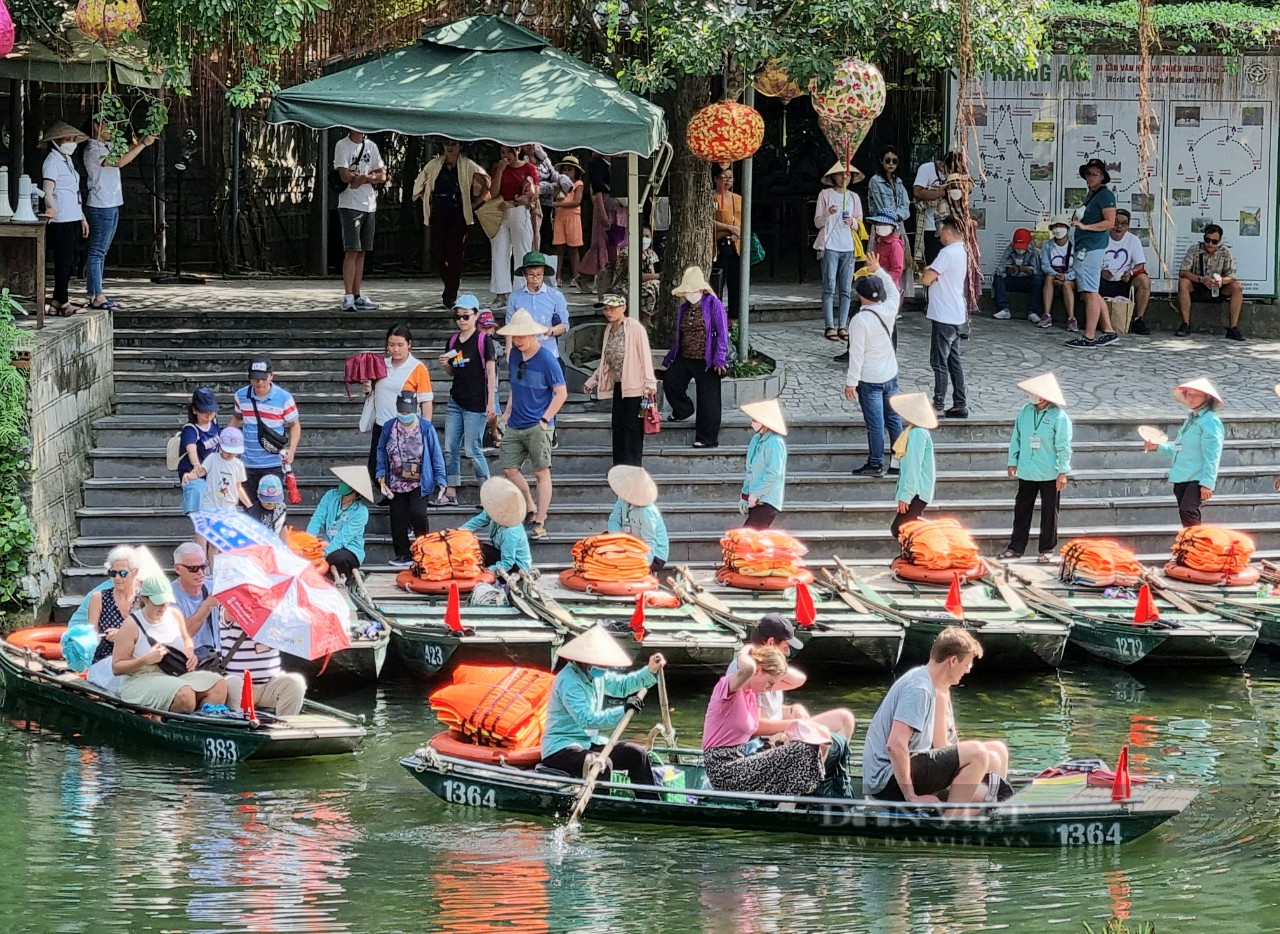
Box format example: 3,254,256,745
266,15,667,156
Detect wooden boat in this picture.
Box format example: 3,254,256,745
1146,565,1280,653
838,560,1070,670
1005,565,1258,667
668,566,904,672
0,638,366,761
281,582,391,689
400,743,1197,849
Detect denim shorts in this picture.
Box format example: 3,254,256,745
1072,248,1104,294
181,477,206,514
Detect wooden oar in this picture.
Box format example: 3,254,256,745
1004,566,1077,615
566,686,649,829
518,569,585,632
982,559,1030,616
1137,565,1199,615
657,668,675,746
820,566,871,614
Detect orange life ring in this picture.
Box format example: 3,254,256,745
714,567,815,591
1163,561,1261,587
558,569,659,595
643,590,681,609
396,569,495,595
6,626,67,659
891,556,985,585
429,730,542,768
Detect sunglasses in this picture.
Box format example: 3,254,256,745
882,157,898,164
517,360,527,380
454,313,473,321
1204,237,1221,244
108,569,131,579
179,563,208,573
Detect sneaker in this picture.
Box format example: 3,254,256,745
433,492,459,507
1036,316,1053,329
551,428,560,450
388,556,413,569
523,511,537,529
199,703,231,715
692,441,718,449
993,308,1011,320
1094,331,1119,347
1066,317,1079,332
851,462,886,477
353,295,379,310
341,294,355,311
1065,336,1096,349
1129,317,1151,335
944,407,969,419
932,400,944,413
1175,322,1191,337
1225,326,1245,342
1027,312,1042,324
528,521,548,540
886,466,900,477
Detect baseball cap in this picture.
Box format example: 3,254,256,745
219,426,245,455
477,310,497,329
1011,228,1033,249
754,613,803,650
191,387,219,414
855,275,887,303
257,474,284,504
454,294,481,311
248,356,273,379
395,389,418,415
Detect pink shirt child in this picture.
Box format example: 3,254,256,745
874,233,905,289
702,674,760,750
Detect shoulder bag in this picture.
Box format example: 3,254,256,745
250,393,290,455
133,612,191,677
329,139,366,195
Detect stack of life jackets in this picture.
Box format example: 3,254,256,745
896,519,981,573
285,529,329,575
1059,539,1142,587
1166,526,1259,585
570,533,652,581
429,665,554,749
410,529,487,581
716,528,814,588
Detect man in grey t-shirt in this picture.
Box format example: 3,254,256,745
862,626,1009,804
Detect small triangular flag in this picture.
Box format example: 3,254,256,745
945,574,965,619
795,582,817,628
239,671,256,722
1133,584,1160,623
630,593,646,642
1111,744,1132,802
444,581,464,632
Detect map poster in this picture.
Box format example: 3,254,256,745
951,55,1278,295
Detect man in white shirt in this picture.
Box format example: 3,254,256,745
1099,209,1153,334
912,152,960,264
920,217,969,418
334,130,387,311
843,253,902,477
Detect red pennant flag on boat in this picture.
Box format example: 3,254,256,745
1133,584,1160,623
1111,745,1132,801
240,671,256,722
444,581,464,632
630,593,647,642
795,582,817,628
945,574,964,619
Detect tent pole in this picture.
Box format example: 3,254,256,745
737,85,755,362
316,128,329,277
627,152,640,315
8,79,22,205
229,107,241,272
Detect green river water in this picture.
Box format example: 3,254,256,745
2,655,1278,933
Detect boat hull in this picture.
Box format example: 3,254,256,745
901,620,1068,669
283,632,390,690
388,624,558,679
1067,619,1257,667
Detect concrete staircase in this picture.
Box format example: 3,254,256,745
55,303,1280,609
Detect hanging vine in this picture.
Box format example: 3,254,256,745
0,295,33,611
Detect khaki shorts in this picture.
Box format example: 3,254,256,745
499,423,554,471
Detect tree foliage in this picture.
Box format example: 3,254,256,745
1047,0,1280,56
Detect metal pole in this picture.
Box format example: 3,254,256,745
155,137,167,271
627,153,640,314
229,107,241,272
317,128,330,277
737,84,755,361
8,79,22,206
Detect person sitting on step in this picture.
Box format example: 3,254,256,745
460,477,533,574
605,465,669,572
307,466,374,581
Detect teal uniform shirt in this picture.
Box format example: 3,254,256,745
1157,407,1225,490
460,510,533,572
607,499,670,563
895,427,936,504
306,489,370,563
1007,403,1073,482
541,662,658,757
742,431,787,511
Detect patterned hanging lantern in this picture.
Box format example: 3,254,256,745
75,0,143,45
0,1,14,59
754,62,805,146
686,100,765,168
811,58,887,163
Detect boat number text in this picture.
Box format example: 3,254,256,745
442,781,496,808
422,645,446,668
1055,822,1122,846
204,738,239,762
1113,637,1145,662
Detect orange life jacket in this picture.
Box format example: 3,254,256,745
570,532,652,582
1059,538,1142,587
718,528,809,578
1171,525,1255,574
410,528,486,581
429,665,554,749
897,518,979,570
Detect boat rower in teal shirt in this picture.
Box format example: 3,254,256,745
460,477,533,573
1145,378,1225,527
606,465,669,570
889,393,938,539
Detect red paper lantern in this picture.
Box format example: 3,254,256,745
0,1,14,59
686,100,764,168
75,0,142,45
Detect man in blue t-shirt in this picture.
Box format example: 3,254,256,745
1066,159,1119,350
497,309,567,541
228,356,303,495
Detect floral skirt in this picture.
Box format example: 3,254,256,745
703,742,825,797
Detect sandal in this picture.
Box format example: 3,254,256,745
824,327,839,341
837,328,849,340
47,302,76,317
997,550,1021,560
1038,553,1056,564
88,299,116,311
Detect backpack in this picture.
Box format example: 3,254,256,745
165,428,185,471
446,330,488,361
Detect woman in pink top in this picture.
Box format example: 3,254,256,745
701,645,828,796
869,212,906,290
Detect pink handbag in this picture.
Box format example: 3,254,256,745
643,403,662,435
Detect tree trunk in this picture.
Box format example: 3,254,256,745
655,74,714,347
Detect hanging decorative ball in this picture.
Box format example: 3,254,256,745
754,63,804,104
75,0,143,45
685,100,765,168
0,1,14,59
811,58,887,161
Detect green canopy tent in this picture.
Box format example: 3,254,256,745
266,15,667,300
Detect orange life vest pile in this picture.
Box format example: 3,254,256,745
896,518,980,571
285,529,329,575
1059,539,1142,587
718,528,810,580
569,532,652,582
410,529,487,581
1165,525,1258,585
428,665,554,749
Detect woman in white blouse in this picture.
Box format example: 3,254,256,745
813,161,864,342
84,118,156,310
40,121,89,316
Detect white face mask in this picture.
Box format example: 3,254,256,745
947,188,964,201
1051,226,1068,239
642,237,652,250
59,141,78,155
874,225,894,237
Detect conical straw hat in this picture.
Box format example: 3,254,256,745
822,161,865,185
672,266,714,297
40,120,88,144
740,398,787,436
1173,377,1223,406
607,465,658,508
1017,372,1066,407
329,465,375,503
890,392,939,430
497,308,549,337
558,622,634,668
479,476,527,527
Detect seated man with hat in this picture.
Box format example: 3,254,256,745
605,466,669,571
506,251,568,359
460,476,534,573
306,465,374,581
990,227,1044,320
541,623,667,798
1099,209,1152,334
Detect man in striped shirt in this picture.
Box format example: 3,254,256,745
229,356,303,495
221,616,307,716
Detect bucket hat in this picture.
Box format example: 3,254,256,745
1079,158,1112,185
671,266,714,298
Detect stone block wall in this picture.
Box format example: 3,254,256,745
24,310,113,616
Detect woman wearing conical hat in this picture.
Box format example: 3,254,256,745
606,466,669,571
541,622,667,797
41,120,89,317
739,399,788,530
889,393,938,539
999,373,1073,562
306,465,375,581
460,477,534,573
1144,378,1225,527
662,266,729,448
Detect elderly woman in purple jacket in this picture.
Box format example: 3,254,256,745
662,266,730,448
